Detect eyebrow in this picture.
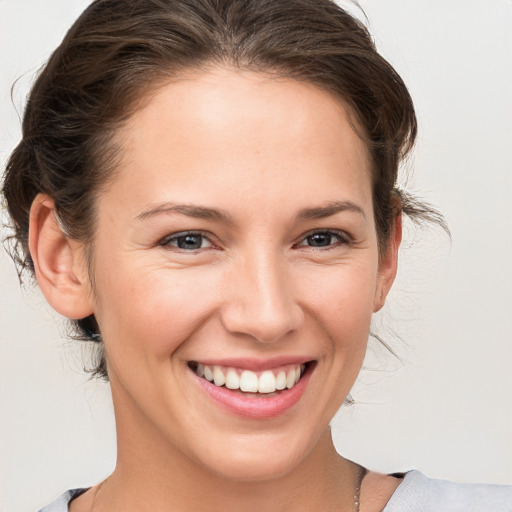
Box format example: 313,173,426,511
135,200,366,224
297,201,367,222
135,203,234,224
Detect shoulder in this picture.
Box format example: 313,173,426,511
384,470,512,512
37,489,87,512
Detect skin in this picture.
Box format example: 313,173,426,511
29,68,402,511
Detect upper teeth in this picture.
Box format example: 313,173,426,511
194,363,305,393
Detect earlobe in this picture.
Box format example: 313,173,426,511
373,212,402,312
29,194,94,320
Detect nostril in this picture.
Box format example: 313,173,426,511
219,265,304,343
220,304,304,344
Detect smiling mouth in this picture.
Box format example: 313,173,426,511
188,361,312,395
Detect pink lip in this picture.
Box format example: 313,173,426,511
191,356,312,372
191,363,314,420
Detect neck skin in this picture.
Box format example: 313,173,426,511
102,434,356,512
76,389,360,512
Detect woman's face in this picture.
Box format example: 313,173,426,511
83,68,398,480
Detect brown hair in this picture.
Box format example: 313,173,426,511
2,0,443,380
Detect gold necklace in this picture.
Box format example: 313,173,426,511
353,464,367,512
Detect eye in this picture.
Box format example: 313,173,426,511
160,231,213,251
295,230,349,249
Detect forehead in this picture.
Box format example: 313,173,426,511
104,67,373,218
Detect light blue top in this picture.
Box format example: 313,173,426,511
38,470,512,511
382,470,512,511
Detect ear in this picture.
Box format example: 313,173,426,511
373,211,402,312
29,194,94,319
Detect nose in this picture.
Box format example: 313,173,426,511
220,252,304,344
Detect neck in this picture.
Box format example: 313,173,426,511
94,385,360,512
102,433,357,511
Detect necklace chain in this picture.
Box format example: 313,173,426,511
353,464,367,512
90,465,368,512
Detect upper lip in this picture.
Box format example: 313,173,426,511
189,356,314,372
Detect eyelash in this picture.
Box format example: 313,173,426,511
159,229,351,252
293,229,352,250
159,231,215,251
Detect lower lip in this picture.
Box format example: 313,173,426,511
192,365,314,420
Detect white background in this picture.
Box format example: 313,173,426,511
1,1,511,510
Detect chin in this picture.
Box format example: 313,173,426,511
193,429,318,483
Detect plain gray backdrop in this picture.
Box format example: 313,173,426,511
1,1,511,511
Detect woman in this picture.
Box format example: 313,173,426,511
2,0,511,511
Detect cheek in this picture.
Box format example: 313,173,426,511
297,260,377,334
92,261,224,359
